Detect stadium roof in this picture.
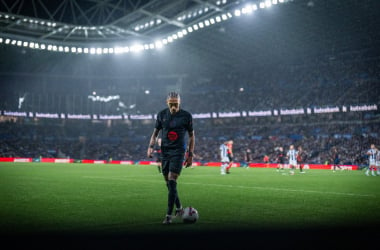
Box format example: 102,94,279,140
0,0,379,79
0,0,244,44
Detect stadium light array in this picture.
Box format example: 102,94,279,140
0,0,290,55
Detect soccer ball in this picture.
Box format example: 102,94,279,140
182,206,199,224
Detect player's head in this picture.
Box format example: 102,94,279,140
371,144,375,149
290,145,294,150
167,92,180,114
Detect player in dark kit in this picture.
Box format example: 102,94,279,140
297,146,307,173
276,146,286,173
153,138,162,173
331,147,342,172
147,92,195,225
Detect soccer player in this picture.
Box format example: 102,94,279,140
153,137,162,174
276,146,286,173
225,140,234,174
147,92,195,224
330,147,342,172
366,144,378,176
297,146,307,173
286,145,298,175
263,154,270,168
220,141,229,175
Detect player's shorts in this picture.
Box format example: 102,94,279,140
161,154,184,175
289,159,297,166
221,156,229,163
154,153,162,163
369,159,376,166
228,154,234,162
333,159,340,165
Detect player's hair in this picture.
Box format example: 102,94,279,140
167,91,180,100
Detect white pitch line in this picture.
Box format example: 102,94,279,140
182,182,376,198
83,176,375,198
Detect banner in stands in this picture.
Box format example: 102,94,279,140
0,158,358,170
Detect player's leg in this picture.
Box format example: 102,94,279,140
372,165,377,176
161,159,172,224
337,161,342,170
164,156,184,224
289,162,295,175
279,163,284,172
226,155,233,173
277,163,282,172
157,161,162,173
221,162,227,175
365,165,370,176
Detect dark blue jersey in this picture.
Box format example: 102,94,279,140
155,108,193,156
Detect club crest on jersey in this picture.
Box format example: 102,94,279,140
168,131,178,141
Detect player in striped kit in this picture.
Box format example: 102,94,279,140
287,145,298,175
219,141,229,175
366,144,378,176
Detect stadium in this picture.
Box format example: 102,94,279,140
1,0,379,248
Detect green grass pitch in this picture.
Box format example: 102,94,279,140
1,163,379,248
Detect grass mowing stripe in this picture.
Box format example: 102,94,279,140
83,175,375,198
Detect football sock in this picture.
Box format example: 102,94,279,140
167,180,178,215
166,181,181,209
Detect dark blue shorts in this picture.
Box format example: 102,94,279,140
161,155,184,175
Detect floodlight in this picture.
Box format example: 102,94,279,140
155,41,163,49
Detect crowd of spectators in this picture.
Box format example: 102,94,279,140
0,113,378,168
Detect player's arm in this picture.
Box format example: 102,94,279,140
147,128,159,158
184,130,195,168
